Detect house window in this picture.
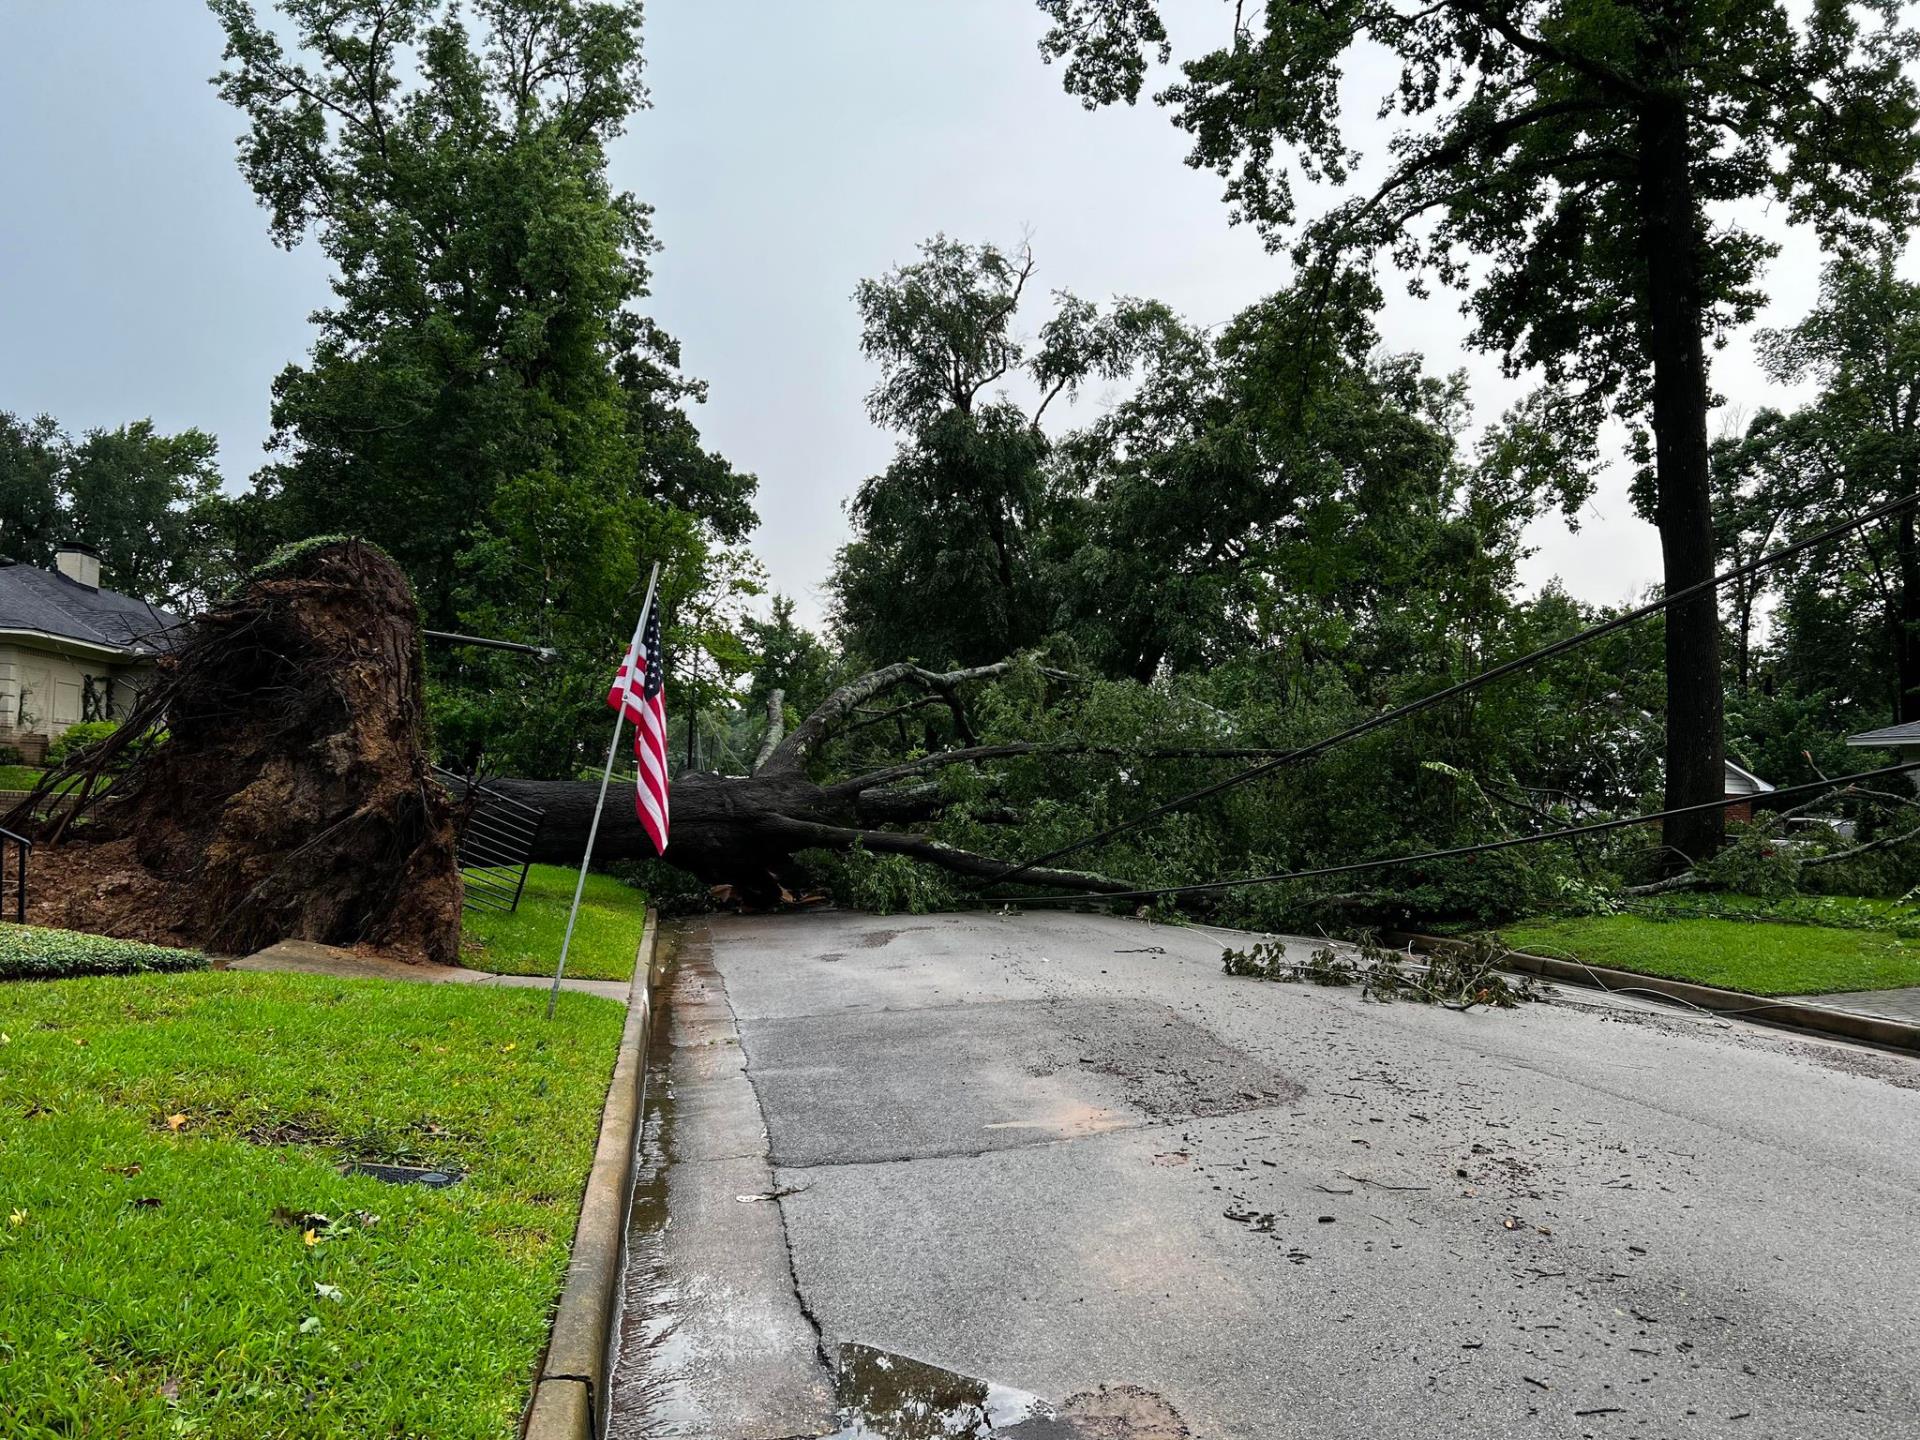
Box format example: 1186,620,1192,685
82,675,110,723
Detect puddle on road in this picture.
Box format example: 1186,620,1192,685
824,1343,1193,1440
824,1343,1049,1438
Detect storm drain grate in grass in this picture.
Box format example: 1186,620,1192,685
342,1161,465,1188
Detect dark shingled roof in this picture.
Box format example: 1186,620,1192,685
1848,719,1920,747
0,561,180,657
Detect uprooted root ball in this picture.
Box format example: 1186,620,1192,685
15,538,463,962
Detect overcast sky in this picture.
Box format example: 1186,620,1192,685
1,0,1838,630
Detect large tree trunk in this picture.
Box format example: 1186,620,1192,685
1896,508,1920,723
493,767,1139,903
489,661,1156,905
1638,88,1726,865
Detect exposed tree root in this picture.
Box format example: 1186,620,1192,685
14,539,462,962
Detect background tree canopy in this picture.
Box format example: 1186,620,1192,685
0,414,228,610
15,0,1913,918
208,0,758,779
1032,0,1920,864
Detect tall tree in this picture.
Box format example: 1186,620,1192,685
0,413,231,608
1757,254,1920,723
0,413,64,569
747,593,835,724
211,0,757,777
830,235,1163,665
1035,0,1920,863
1048,269,1589,683
64,421,228,609
1705,415,1787,697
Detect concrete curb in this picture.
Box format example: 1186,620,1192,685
1387,929,1920,1056
522,907,664,1440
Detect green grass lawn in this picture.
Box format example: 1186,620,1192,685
0,968,624,1439
0,765,102,796
1498,911,1920,995
460,863,645,982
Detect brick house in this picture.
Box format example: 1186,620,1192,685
1720,759,1775,825
0,544,178,762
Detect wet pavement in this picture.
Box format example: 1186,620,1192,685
607,927,834,1440
605,909,1920,1439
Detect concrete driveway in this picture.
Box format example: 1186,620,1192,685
607,909,1920,1440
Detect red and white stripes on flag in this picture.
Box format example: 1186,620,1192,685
607,601,670,853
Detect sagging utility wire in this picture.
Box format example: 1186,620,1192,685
991,490,1920,887
999,759,1920,905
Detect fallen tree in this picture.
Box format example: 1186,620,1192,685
14,538,463,962
492,660,1188,905
19,550,1254,937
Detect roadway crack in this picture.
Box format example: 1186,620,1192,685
699,941,838,1383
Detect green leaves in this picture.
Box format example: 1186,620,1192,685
1037,0,1920,414
0,414,229,608
210,1,759,779
1035,0,1170,108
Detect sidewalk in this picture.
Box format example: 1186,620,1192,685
225,938,632,1003
1390,930,1920,1055
1806,985,1920,1025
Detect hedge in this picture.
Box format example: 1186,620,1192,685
0,924,208,980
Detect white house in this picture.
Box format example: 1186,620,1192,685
1846,718,1920,793
0,544,178,762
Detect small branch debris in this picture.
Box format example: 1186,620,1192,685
1222,932,1543,1009
1342,1172,1430,1191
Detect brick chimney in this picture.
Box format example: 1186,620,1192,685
54,542,100,590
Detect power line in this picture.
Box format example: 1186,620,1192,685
993,759,1920,905
423,629,557,661
992,490,1920,886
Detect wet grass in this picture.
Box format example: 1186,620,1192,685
0,968,625,1438
460,864,645,982
0,923,206,980
1499,913,1920,995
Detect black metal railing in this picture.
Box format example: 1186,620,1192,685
431,766,544,914
0,826,29,924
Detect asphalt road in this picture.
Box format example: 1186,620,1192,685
606,908,1920,1440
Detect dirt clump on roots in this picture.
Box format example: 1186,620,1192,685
17,538,463,963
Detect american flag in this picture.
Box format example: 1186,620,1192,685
607,602,669,853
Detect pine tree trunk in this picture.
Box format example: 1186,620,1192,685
1638,90,1726,864
1896,508,1920,723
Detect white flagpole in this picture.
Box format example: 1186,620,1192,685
548,561,661,1019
